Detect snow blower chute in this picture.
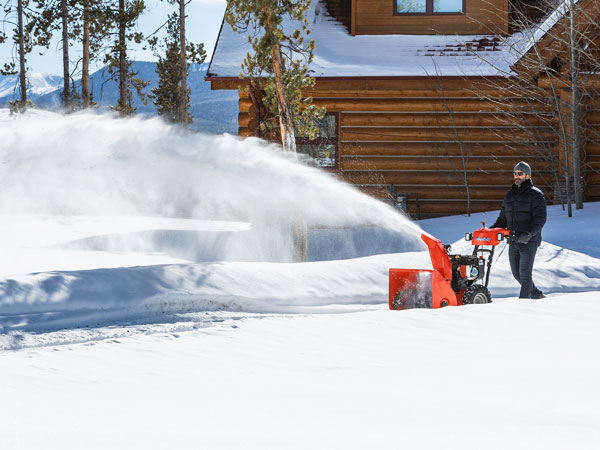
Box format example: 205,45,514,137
389,225,511,309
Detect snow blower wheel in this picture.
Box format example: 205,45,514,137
462,285,492,305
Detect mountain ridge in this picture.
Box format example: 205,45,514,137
0,61,238,134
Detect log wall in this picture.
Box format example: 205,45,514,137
584,90,600,200
218,76,600,219
231,78,568,218
352,0,508,35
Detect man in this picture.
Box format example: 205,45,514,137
492,161,547,299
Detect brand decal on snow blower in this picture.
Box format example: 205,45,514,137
475,237,491,242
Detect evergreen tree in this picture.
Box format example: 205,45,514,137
31,0,79,109
25,0,110,110
2,0,37,111
75,0,112,108
102,0,147,116
149,7,206,124
225,0,325,153
225,0,325,263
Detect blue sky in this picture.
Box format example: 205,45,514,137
1,0,227,76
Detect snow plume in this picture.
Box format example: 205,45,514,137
0,109,425,261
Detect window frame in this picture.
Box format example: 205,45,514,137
393,0,466,16
295,112,340,170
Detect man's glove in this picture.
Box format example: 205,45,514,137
515,231,532,244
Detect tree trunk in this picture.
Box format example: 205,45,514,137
271,43,297,154
272,42,306,262
17,0,27,103
559,88,573,217
61,0,70,109
82,0,90,108
179,0,187,123
118,0,127,116
569,4,583,209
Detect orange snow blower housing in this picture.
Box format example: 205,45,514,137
389,225,511,310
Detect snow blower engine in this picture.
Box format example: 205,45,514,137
389,224,511,310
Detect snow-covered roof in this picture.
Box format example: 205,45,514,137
207,0,579,79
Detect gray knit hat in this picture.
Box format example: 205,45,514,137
514,161,531,176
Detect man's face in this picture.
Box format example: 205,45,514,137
513,170,530,186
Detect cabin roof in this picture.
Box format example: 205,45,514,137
207,0,578,79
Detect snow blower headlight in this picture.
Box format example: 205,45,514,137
497,233,504,241
465,233,473,241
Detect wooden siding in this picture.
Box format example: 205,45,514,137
353,0,508,35
224,75,600,218
584,91,600,201
234,78,574,218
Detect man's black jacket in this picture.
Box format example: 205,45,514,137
492,178,547,245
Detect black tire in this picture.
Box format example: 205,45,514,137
462,285,492,305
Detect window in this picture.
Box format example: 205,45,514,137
395,0,464,14
295,113,338,169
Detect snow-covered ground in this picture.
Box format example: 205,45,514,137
1,109,599,449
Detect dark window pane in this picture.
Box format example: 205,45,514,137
396,0,426,13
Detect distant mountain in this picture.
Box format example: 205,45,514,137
0,62,238,134
0,72,63,100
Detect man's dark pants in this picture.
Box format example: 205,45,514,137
508,241,543,298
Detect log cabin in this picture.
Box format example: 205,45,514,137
206,0,600,218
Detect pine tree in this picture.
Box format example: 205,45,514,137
2,0,37,111
31,0,79,109
74,0,113,108
225,0,325,153
225,0,324,263
102,0,147,116
149,6,206,124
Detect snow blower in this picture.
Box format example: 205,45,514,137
389,224,511,309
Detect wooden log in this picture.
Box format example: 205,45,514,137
340,141,547,156
208,79,248,90
389,185,507,200
340,127,556,142
339,157,555,172
210,77,517,93
583,143,600,155
340,112,550,127
311,98,551,113
304,89,533,99
402,201,503,217
238,127,253,138
583,185,600,198
354,185,395,199
340,171,555,185
538,75,600,90
583,171,600,183
238,112,251,128
583,158,600,170
311,78,516,92
239,97,252,112
585,111,600,124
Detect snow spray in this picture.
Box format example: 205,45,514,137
0,109,426,262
